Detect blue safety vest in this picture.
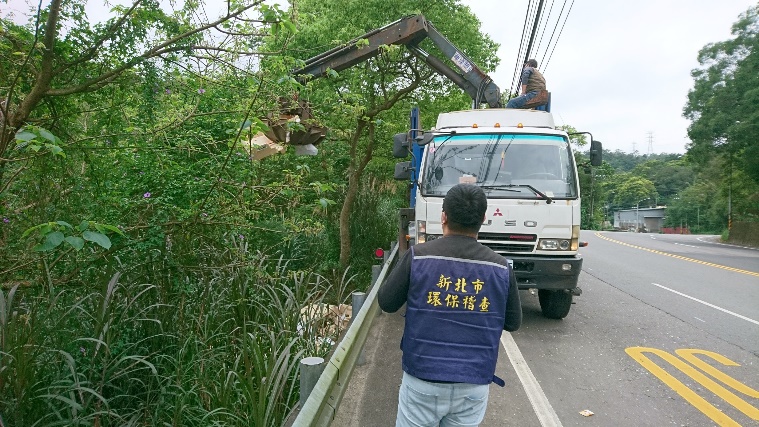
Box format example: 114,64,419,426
401,247,510,385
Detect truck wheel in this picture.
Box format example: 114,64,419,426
538,290,572,319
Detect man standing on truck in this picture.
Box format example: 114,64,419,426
379,184,522,427
506,58,547,109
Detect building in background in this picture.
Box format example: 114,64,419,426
613,207,666,233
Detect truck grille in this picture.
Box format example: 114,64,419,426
478,233,537,253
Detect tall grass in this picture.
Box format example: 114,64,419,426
0,238,347,426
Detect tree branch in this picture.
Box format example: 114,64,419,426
46,2,263,97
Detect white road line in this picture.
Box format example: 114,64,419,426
501,332,563,427
652,283,759,326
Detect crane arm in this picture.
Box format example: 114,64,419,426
292,15,501,108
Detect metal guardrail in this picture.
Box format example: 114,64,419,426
291,244,399,427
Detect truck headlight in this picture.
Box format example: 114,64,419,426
538,239,572,251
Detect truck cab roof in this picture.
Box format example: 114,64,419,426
435,109,555,130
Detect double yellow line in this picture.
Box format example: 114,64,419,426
627,347,759,426
594,233,759,278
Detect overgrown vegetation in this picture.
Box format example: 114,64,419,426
1,0,757,424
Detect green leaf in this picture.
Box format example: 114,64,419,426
252,117,270,132
22,223,45,239
98,224,124,236
83,230,111,249
15,131,36,142
47,144,65,157
56,221,74,229
65,236,85,250
78,220,90,232
38,128,57,143
283,20,297,34
35,231,65,251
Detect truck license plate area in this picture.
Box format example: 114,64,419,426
512,261,534,272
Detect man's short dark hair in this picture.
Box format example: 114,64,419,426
443,184,487,233
525,59,538,68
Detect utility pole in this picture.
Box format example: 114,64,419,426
728,152,733,231
646,131,654,156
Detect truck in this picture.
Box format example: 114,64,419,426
291,14,602,318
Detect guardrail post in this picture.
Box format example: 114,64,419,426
299,356,326,408
351,291,368,365
371,265,381,289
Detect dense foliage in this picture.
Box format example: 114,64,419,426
0,0,756,424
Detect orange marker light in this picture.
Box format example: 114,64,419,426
472,124,478,128
495,123,501,128
517,123,524,128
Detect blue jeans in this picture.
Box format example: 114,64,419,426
396,372,490,427
505,91,537,109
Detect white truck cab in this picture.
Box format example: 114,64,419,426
395,108,601,318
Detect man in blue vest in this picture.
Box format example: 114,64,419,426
379,184,522,427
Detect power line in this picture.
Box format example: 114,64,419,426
533,0,556,59
523,0,546,62
543,0,575,73
539,0,569,69
510,0,538,97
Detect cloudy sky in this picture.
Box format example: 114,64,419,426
460,0,757,154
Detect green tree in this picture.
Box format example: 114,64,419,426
683,3,759,224
0,0,292,192
631,158,695,204
283,0,499,266
613,175,659,209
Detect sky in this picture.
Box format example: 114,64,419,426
460,0,757,154
2,0,756,154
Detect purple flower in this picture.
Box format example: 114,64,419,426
79,347,86,356
202,212,208,217
2,217,9,223
238,234,244,240
143,192,151,198
197,88,206,94
165,89,171,94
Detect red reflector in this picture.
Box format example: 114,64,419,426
508,235,535,241
374,248,385,258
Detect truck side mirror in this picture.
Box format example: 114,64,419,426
590,140,603,166
394,161,412,180
393,133,410,158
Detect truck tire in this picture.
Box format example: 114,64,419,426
538,290,572,319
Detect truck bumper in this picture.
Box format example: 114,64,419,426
506,255,582,291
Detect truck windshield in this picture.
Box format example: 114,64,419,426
421,134,577,199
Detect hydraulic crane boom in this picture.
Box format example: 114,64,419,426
293,15,502,108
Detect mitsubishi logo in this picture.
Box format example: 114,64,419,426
493,208,504,217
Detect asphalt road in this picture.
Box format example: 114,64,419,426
333,232,759,427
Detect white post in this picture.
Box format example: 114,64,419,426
299,357,326,408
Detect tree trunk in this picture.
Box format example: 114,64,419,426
338,121,375,268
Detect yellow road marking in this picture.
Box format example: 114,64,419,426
594,233,759,277
626,347,759,426
676,349,759,399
